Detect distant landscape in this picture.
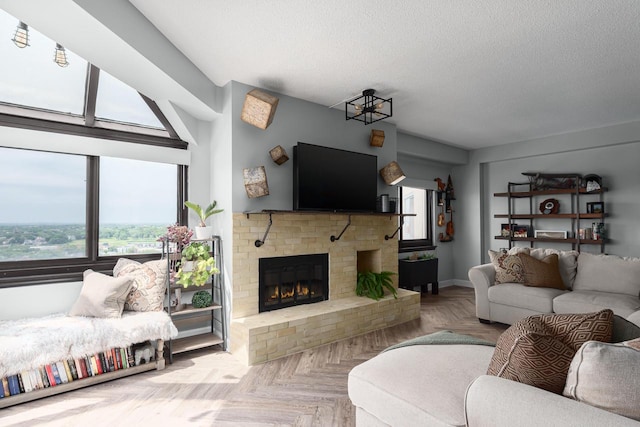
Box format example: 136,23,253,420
0,224,167,261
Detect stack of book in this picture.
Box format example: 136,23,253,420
0,345,137,398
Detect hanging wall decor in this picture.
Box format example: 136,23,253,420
269,145,289,165
241,89,279,130
243,166,270,198
369,129,385,147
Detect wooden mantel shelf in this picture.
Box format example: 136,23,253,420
243,210,415,247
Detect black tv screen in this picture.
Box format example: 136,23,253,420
293,142,377,212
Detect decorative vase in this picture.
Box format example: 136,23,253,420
195,226,213,239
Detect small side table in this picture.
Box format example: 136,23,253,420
398,258,439,295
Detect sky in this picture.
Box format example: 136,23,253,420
0,10,176,225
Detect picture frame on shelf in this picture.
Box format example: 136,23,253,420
500,223,517,237
534,230,568,239
586,201,605,214
513,225,530,238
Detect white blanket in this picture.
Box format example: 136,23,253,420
0,311,178,377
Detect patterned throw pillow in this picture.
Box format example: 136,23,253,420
488,250,525,284
114,258,167,312
563,338,640,420
487,310,613,394
517,253,566,289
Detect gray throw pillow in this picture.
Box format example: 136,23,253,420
69,270,133,318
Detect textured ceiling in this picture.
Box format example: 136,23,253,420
129,0,640,149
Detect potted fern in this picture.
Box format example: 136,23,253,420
184,200,223,239
356,270,398,301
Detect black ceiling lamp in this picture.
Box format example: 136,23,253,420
345,89,392,125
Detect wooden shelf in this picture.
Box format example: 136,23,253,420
494,236,606,245
170,333,223,355
494,188,607,198
494,213,607,219
168,304,221,317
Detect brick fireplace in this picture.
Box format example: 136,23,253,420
231,212,421,364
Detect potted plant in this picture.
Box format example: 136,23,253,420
174,242,219,288
356,270,398,301
184,200,224,239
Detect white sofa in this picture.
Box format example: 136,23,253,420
348,342,639,426
469,249,640,326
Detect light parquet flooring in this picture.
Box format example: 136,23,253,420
0,286,507,427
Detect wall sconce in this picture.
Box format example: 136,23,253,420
11,21,29,48
54,43,69,67
380,161,406,185
346,89,392,125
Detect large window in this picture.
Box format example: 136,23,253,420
398,186,434,252
0,147,184,285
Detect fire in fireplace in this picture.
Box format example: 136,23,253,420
259,254,329,312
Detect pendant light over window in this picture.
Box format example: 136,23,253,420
54,43,69,67
11,21,29,48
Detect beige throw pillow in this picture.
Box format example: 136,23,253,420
488,250,525,284
563,338,640,420
487,310,613,394
574,252,640,296
114,258,167,312
517,253,566,290
69,270,133,318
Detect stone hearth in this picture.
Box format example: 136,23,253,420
231,212,421,364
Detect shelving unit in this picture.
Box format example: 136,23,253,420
494,175,607,252
163,236,225,363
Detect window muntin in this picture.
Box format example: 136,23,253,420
0,147,86,261
398,186,433,251
99,157,177,256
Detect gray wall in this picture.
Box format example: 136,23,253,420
229,81,399,213
451,121,640,281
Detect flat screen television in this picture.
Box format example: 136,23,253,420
293,142,377,212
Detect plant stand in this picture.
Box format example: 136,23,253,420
398,258,439,295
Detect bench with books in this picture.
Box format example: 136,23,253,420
0,260,178,408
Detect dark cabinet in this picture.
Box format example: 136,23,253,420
399,258,438,295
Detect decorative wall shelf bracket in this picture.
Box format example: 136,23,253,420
385,216,404,240
330,215,352,242
254,213,273,247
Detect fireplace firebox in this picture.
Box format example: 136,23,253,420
259,254,329,312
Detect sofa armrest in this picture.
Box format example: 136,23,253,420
468,263,495,322
465,375,640,427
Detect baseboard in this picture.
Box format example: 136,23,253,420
438,279,473,289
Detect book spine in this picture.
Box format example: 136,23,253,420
99,352,108,374
33,369,44,390
2,377,10,396
113,348,121,370
67,359,78,380
20,370,32,393
126,346,135,367
62,360,74,382
91,355,101,375
50,363,62,385
39,367,50,388
84,356,93,377
106,350,114,372
8,375,20,396
74,359,84,380
45,365,57,386
120,348,128,369
55,361,68,384
80,357,90,378
16,373,25,393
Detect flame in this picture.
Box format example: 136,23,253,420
268,282,312,301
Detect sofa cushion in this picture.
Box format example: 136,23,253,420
114,258,167,312
488,283,566,313
528,248,578,289
488,250,525,284
487,310,613,394
68,270,133,318
612,314,640,342
517,253,566,289
553,290,640,318
348,344,494,427
563,338,640,421
574,252,640,296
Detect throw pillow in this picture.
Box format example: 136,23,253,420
114,258,167,312
528,248,578,289
487,310,613,394
517,253,566,289
563,338,640,421
612,314,640,343
69,270,133,318
488,250,525,284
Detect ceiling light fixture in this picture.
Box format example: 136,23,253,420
54,43,69,67
345,89,392,125
11,21,29,48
